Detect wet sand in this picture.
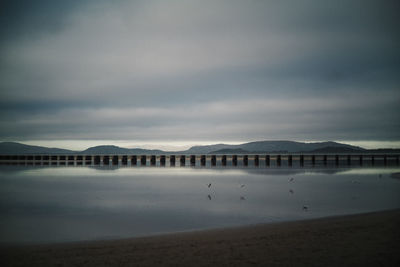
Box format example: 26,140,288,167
2,209,400,267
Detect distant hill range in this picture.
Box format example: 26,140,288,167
0,142,163,155
81,145,164,155
188,141,366,154
0,142,76,155
0,141,399,155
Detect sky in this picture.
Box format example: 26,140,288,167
0,0,399,150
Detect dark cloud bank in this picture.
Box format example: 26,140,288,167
0,0,399,144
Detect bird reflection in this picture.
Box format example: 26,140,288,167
302,205,308,211
208,194,212,200
240,196,246,201
289,189,294,194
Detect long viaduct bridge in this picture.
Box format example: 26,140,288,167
0,153,399,167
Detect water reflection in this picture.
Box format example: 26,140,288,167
0,166,399,244
2,164,398,176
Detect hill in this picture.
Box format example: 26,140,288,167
307,146,365,154
0,142,75,155
209,148,249,154
80,145,164,155
0,140,375,155
184,141,365,154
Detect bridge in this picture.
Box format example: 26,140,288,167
0,154,399,167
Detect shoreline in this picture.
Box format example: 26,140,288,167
2,209,400,266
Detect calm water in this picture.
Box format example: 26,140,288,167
0,166,399,244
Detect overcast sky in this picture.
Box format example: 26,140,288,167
0,0,399,150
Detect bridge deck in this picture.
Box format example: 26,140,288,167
0,154,399,167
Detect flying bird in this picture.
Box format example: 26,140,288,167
208,195,212,200
208,183,212,188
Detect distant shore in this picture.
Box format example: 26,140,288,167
2,209,400,266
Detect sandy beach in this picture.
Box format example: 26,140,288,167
2,209,399,267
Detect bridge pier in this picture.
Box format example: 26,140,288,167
103,155,110,166
359,155,363,166
254,155,259,166
311,155,315,165
86,155,92,165
41,155,48,165
201,155,206,166
243,155,248,166
50,155,57,166
121,155,127,165
140,155,146,166
150,155,156,166
94,155,100,165
276,155,281,166
335,155,339,165
265,155,270,166
34,155,40,165
35,155,41,166
300,155,304,166
170,155,176,166
232,155,238,166
211,155,216,166
68,155,74,166
160,155,166,166
112,155,118,165
222,155,227,166
288,155,292,166
323,155,327,165
26,156,33,165
180,155,185,166
76,155,83,166
190,155,196,166
131,155,137,166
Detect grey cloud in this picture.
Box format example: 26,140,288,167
0,0,86,46
0,0,399,143
1,94,398,141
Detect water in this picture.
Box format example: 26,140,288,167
0,166,399,244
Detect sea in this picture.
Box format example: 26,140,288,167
0,164,399,244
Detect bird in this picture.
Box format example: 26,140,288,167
208,194,212,200
240,184,245,188
240,196,246,201
289,189,294,194
289,177,294,182
302,205,308,211
208,183,212,188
